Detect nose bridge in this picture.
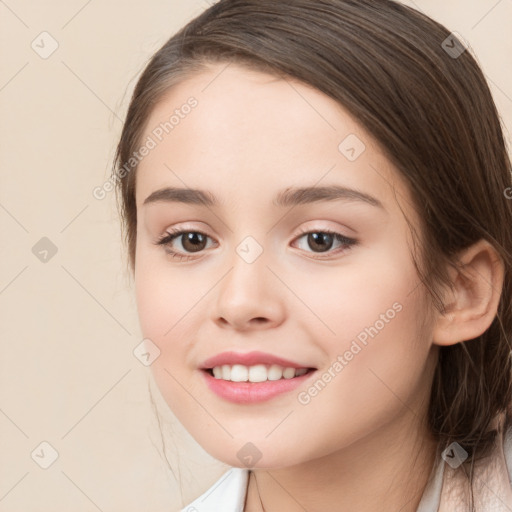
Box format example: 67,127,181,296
213,233,285,329
235,234,266,267
222,234,270,303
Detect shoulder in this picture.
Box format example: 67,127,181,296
180,468,250,512
418,413,512,512
437,413,512,511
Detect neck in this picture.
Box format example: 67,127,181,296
245,410,439,512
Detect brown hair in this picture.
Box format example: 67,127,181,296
114,0,512,505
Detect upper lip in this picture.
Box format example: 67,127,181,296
200,351,315,370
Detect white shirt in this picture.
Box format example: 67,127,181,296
180,424,512,511
180,464,443,512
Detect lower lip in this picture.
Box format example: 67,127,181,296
200,369,316,404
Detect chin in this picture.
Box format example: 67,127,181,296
195,435,311,470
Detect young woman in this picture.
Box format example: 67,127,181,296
113,1,512,510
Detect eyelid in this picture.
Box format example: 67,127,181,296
154,222,213,243
293,222,356,239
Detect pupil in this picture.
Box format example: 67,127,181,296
309,232,333,252
183,232,206,252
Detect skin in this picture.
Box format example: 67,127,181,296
133,63,504,511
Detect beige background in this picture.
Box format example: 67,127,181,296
0,1,511,511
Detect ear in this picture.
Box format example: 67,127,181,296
432,239,504,346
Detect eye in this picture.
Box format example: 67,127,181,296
292,228,357,258
154,229,216,261
154,227,357,261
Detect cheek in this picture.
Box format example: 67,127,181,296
292,244,430,407
134,260,203,413
289,290,431,463
293,242,419,348
134,247,215,395
134,243,197,342
135,272,175,337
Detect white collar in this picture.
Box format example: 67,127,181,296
180,465,442,512
180,468,249,512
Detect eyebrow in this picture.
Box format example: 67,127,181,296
143,185,385,210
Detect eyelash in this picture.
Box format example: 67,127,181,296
154,227,358,261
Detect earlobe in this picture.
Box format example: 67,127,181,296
432,239,504,347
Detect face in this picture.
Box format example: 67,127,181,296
134,63,438,469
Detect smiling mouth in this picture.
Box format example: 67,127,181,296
204,364,316,383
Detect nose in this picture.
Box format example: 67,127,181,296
212,247,286,331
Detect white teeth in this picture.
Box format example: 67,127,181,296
267,364,283,381
221,364,231,380
248,364,267,382
282,367,296,379
210,364,309,382
230,364,248,382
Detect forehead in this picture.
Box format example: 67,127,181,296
135,63,412,216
